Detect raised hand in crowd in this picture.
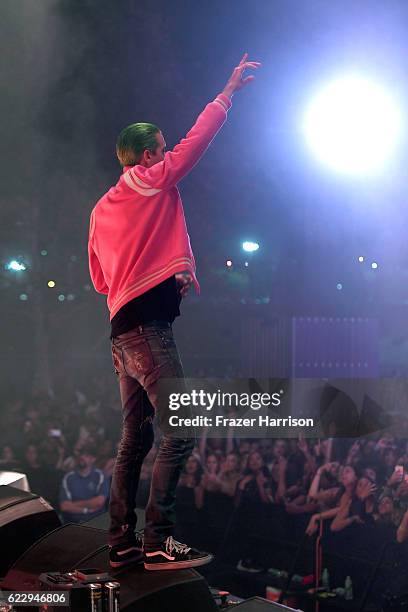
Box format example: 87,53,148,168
396,479,408,500
330,497,365,533
387,465,404,487
238,474,254,491
396,508,408,543
356,478,377,501
346,440,361,464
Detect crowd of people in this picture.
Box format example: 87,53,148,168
174,432,408,550
0,376,121,514
1,375,408,599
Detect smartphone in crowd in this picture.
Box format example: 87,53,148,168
394,465,408,483
395,465,404,479
49,428,62,438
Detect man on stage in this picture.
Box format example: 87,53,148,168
88,54,260,570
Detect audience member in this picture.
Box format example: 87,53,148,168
59,445,109,523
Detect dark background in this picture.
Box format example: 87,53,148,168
1,0,408,395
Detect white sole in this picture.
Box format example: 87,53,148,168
109,555,144,568
144,554,213,571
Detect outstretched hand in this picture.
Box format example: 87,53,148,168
306,515,319,537
222,53,261,98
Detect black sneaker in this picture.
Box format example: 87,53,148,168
109,531,144,568
144,536,213,571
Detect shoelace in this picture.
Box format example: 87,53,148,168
165,536,191,556
136,530,144,545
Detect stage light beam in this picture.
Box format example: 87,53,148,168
6,260,26,271
303,74,403,175
242,241,259,253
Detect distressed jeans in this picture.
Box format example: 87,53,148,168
108,320,194,550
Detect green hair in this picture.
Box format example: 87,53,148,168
116,122,160,167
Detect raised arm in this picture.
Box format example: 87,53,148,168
330,497,363,532
397,509,408,543
133,54,261,191
308,466,324,500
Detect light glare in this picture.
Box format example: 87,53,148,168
242,241,259,252
303,74,402,175
6,260,26,271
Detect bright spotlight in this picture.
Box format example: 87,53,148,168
6,260,26,271
337,283,343,290
47,280,56,288
358,256,364,263
242,241,259,253
371,262,378,269
226,259,233,268
303,74,402,175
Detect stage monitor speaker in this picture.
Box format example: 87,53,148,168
3,523,218,612
235,597,302,611
0,485,61,578
0,470,30,491
3,523,107,591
